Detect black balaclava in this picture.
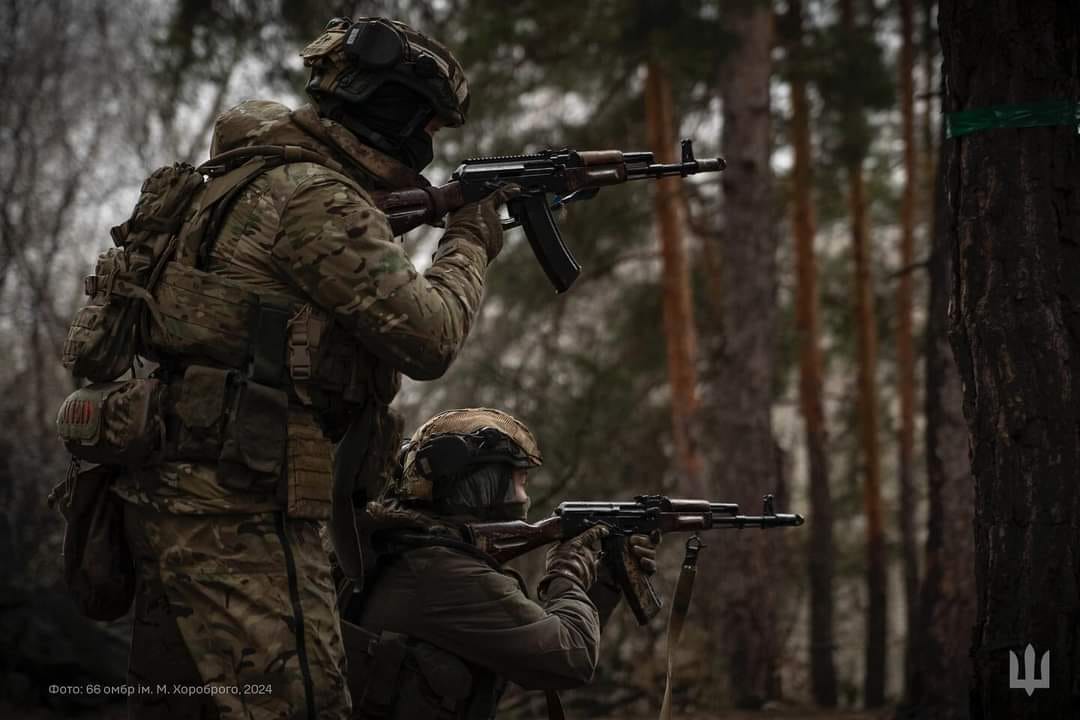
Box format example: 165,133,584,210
331,81,435,172
433,463,530,522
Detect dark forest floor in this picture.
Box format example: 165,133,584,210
0,702,890,720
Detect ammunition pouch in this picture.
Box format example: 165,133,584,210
57,379,165,466
47,462,135,621
287,304,400,441
166,365,287,491
144,261,393,443
342,623,476,720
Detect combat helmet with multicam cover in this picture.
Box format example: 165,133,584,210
301,16,470,128
392,408,542,503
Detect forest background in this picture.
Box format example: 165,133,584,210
6,0,1059,719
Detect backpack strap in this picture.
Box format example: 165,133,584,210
175,144,351,269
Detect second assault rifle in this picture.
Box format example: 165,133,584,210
371,140,726,293
462,494,804,625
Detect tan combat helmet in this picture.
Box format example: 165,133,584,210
301,16,470,128
394,408,543,502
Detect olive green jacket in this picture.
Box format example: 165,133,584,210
356,545,622,692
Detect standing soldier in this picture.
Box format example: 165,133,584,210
112,17,514,720
344,408,658,717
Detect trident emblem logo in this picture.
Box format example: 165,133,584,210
1009,644,1050,696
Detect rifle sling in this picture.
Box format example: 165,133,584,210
329,413,375,583
660,536,704,720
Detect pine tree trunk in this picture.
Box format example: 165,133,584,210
644,57,705,496
907,112,974,720
896,0,920,699
786,0,838,707
850,155,887,709
838,0,887,707
940,3,1080,717
705,3,781,707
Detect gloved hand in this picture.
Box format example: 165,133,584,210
539,524,610,596
440,183,521,263
627,532,659,575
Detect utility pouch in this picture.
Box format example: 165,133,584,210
48,462,135,621
61,250,141,382
342,622,472,719
408,642,474,711
173,364,233,458
56,379,163,466
219,377,288,478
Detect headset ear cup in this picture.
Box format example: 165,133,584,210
415,435,473,479
343,19,405,68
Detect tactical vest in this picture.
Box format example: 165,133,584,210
59,145,400,516
146,145,380,409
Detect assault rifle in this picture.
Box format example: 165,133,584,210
371,139,726,293
462,494,804,625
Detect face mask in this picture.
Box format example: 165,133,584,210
343,82,436,172
396,129,434,172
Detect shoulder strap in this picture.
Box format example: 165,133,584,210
198,144,346,177
176,144,352,269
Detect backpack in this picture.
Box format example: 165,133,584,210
61,162,203,382
61,146,337,383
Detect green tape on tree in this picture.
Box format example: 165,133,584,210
945,100,1080,139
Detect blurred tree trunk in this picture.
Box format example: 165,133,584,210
906,114,974,720
896,0,919,699
644,56,705,496
784,0,837,707
838,0,887,707
851,141,887,711
921,0,936,225
941,3,1080,718
704,2,780,707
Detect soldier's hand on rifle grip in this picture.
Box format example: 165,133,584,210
538,524,609,598
628,532,660,575
605,532,663,625
441,182,522,263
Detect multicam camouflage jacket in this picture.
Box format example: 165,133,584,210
114,100,493,517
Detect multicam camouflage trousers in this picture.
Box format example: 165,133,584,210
123,503,350,719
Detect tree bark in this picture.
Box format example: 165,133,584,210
897,0,920,700
940,2,1080,717
644,57,705,496
705,3,781,707
906,112,974,720
785,0,838,707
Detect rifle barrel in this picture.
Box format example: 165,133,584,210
719,512,805,528
629,157,727,180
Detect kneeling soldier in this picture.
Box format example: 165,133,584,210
341,408,657,718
